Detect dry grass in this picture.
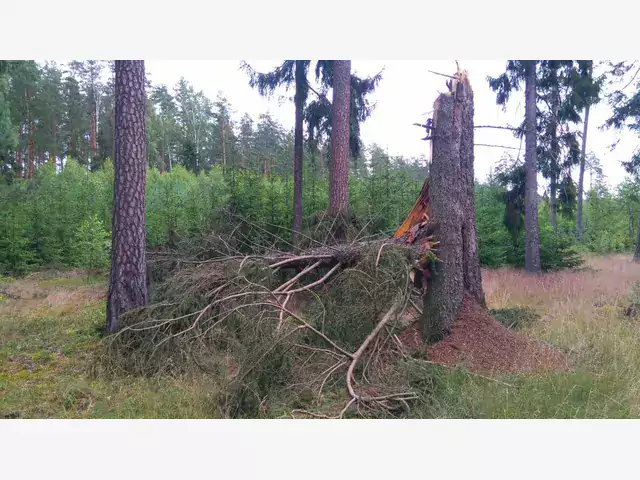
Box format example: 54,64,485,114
446,254,640,418
483,254,639,309
0,272,106,319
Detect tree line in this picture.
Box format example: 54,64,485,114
487,60,640,267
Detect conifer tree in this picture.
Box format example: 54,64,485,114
106,60,149,333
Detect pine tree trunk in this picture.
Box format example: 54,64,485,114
50,110,57,167
576,103,590,240
27,119,35,179
68,121,75,161
549,73,560,232
524,61,541,273
328,60,351,221
292,61,305,246
221,118,226,172
422,71,484,342
26,89,34,180
16,124,23,178
106,60,148,334
549,181,557,230
634,212,640,263
111,109,116,160
91,109,97,152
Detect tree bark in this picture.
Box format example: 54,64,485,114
292,61,305,246
422,71,484,341
26,88,34,179
16,124,23,178
221,117,226,172
576,102,590,240
634,212,640,263
91,109,97,153
328,60,351,220
459,82,485,307
27,119,34,179
50,110,57,167
106,60,148,334
549,71,560,232
524,61,542,273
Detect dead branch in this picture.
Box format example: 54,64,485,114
276,288,292,331
270,254,333,269
306,80,331,105
274,259,323,292
274,263,341,295
428,70,457,79
264,303,354,359
474,125,518,131
347,295,403,401
375,243,387,268
317,360,348,400
409,297,423,315
475,143,520,150
294,344,344,360
620,64,640,92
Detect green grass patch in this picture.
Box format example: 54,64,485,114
489,306,540,330
403,360,631,419
0,295,221,419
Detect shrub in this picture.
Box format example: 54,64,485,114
69,215,111,270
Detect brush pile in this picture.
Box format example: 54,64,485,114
98,215,442,418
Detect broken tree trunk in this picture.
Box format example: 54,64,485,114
460,79,485,307
407,68,485,342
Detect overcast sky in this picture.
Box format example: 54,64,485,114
144,60,637,188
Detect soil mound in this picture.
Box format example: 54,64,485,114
397,294,570,375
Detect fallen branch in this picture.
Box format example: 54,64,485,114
264,302,354,359
274,263,341,295
409,297,423,315
274,259,323,292
375,243,387,268
347,295,403,401
270,254,333,269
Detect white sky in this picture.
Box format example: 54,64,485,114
144,60,639,189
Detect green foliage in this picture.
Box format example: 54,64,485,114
475,182,585,271
581,180,639,254
538,226,583,270
475,183,512,267
3,157,638,276
70,215,111,270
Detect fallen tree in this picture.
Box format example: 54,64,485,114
97,67,564,418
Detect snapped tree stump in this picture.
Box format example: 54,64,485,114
394,67,485,342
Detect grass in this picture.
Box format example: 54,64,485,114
407,253,640,419
0,273,222,418
2,254,640,418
